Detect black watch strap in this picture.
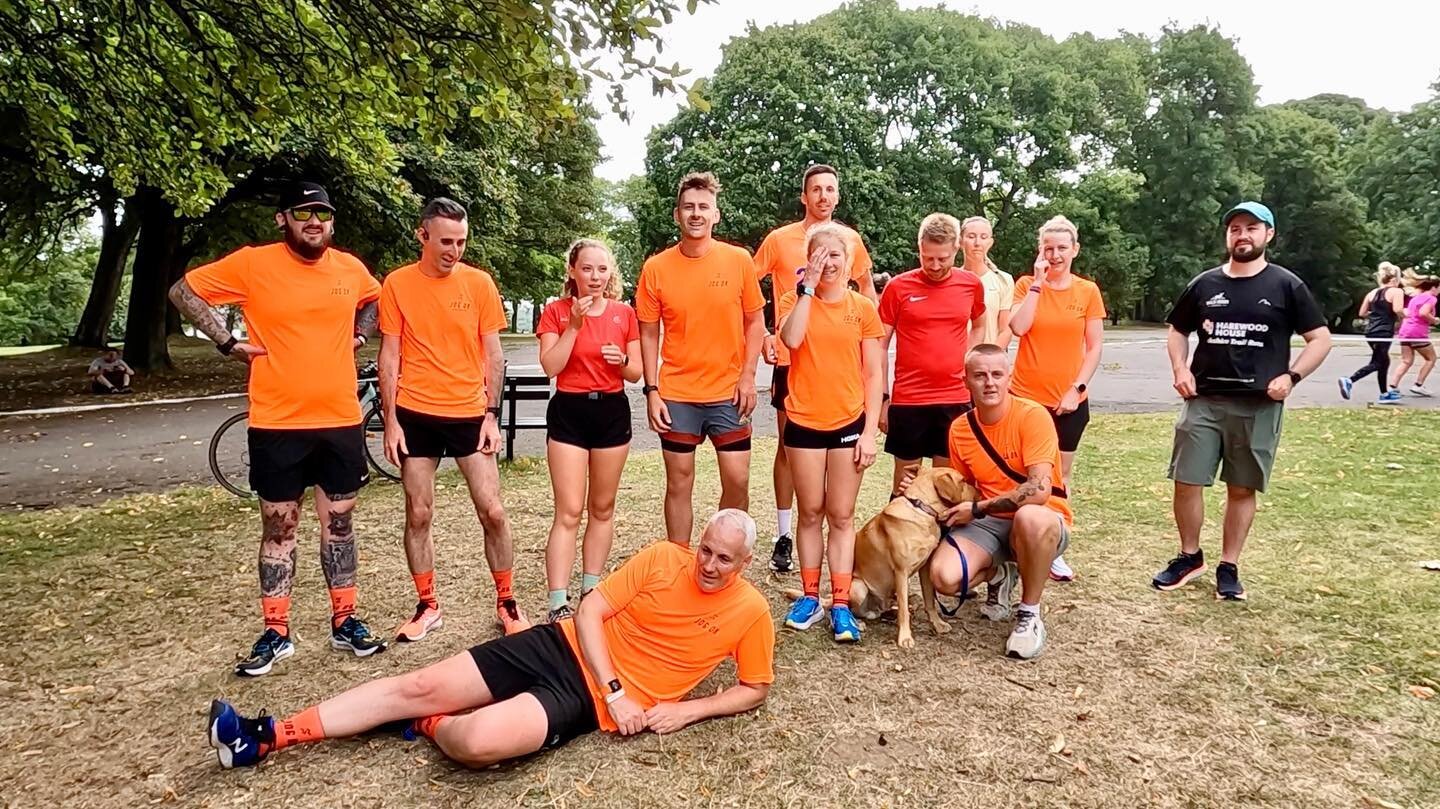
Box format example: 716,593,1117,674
972,498,987,519
642,384,659,395
486,406,501,418
607,678,622,693
217,336,238,355
1286,370,1302,385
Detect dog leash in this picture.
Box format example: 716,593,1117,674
892,493,971,617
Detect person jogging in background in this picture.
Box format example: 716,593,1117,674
1388,276,1437,397
1339,262,1404,405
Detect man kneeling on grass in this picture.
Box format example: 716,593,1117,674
207,509,774,769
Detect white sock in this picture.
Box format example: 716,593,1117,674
776,509,792,538
1018,602,1040,616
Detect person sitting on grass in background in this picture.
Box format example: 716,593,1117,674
207,509,774,770
87,348,133,394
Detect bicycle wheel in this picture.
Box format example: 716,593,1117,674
363,406,401,482
209,411,254,498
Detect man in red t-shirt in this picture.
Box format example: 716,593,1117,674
877,213,986,496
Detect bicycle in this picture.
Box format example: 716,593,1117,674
209,361,401,498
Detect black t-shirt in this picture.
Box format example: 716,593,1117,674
1165,263,1326,397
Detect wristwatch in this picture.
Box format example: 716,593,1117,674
972,499,987,519
642,384,659,395
217,336,238,356
797,284,814,297
607,678,623,694
1286,370,1302,385
1028,284,1042,294
1072,382,1087,394
486,406,501,419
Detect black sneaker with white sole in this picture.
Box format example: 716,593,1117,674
331,615,387,656
770,534,794,573
1152,549,1206,591
1215,562,1247,601
234,628,294,677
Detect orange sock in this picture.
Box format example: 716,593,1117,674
831,572,853,608
413,570,437,609
492,569,514,604
261,596,290,636
328,586,356,628
801,567,822,598
413,714,446,739
272,706,326,751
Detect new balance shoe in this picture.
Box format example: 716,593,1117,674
1152,549,1206,591
396,603,443,643
1005,608,1047,659
234,628,294,677
770,534,795,573
783,595,824,631
1215,562,1247,601
496,599,532,635
1048,555,1075,582
208,699,273,769
1337,377,1353,400
546,603,574,623
981,561,1018,622
1375,390,1402,405
830,605,862,643
331,616,387,657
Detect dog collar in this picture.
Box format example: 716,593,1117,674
903,496,942,522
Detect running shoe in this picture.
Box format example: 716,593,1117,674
234,628,294,677
208,699,273,769
1375,390,1402,405
496,599,532,635
396,603,443,643
1152,549,1206,591
830,605,862,643
770,534,795,573
1409,385,1433,397
1005,608,1047,659
1049,555,1075,582
1337,377,1353,400
546,603,574,623
783,595,824,631
1215,562,1247,601
331,616,387,657
981,561,1018,622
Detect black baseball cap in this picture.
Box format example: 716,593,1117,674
277,181,335,212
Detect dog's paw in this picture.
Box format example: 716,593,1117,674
897,632,915,649
930,620,952,635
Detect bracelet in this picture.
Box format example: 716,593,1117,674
217,335,238,356
1028,285,1042,295
604,687,628,705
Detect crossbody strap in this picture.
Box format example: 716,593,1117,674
965,409,1068,499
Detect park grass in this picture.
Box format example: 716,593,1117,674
0,410,1435,808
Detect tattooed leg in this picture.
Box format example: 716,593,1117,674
315,487,359,589
258,499,302,597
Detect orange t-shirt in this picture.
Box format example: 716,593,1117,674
754,221,873,366
947,396,1073,525
777,290,884,430
635,242,765,403
378,263,508,418
535,298,641,394
186,243,380,429
1009,276,1106,409
558,541,775,732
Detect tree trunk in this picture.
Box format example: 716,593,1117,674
70,194,140,347
123,188,183,371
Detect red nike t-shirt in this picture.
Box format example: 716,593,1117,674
536,297,641,393
877,268,986,405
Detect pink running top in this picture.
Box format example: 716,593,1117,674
1398,292,1437,340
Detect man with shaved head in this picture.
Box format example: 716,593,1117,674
206,509,775,769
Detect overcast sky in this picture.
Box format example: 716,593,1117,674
590,0,1440,180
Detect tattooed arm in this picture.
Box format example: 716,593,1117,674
169,278,266,362
941,462,1054,526
352,300,379,351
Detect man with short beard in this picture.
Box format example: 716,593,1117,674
170,181,387,675
1154,202,1331,601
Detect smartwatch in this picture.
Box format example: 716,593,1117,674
607,678,623,694
797,284,814,297
642,384,660,395
1286,370,1302,385
1073,382,1087,394
217,336,238,356
972,499,987,519
486,406,501,419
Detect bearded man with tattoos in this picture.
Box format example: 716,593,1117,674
169,181,387,675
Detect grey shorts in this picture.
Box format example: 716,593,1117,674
946,513,1070,564
1168,396,1284,492
660,400,751,453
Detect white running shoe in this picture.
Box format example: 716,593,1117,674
981,562,1017,621
1006,608,1047,660
1049,555,1075,582
1409,385,1433,398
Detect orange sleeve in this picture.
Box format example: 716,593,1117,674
1019,405,1062,471
740,252,765,313
849,232,874,280
776,291,797,329
753,234,776,280
732,608,776,686
357,266,381,305
596,542,666,614
185,248,251,306
635,260,661,323
946,423,974,482
1086,282,1107,320
858,297,884,339
378,277,403,337
477,273,508,335
1011,276,1033,309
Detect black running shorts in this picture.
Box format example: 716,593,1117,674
1047,397,1090,453
395,406,483,459
782,413,866,451
247,425,368,503
546,391,632,450
883,402,972,460
467,623,599,748
770,365,790,411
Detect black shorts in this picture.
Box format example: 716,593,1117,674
467,623,599,749
546,391,632,450
396,406,482,459
247,425,368,503
783,413,866,450
1048,397,1091,453
770,365,790,411
884,402,972,460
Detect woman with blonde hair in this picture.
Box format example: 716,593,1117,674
1339,262,1405,404
1007,215,1105,583
535,238,641,621
959,216,1016,347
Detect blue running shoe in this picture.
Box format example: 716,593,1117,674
1375,390,1402,405
208,699,273,769
331,615,387,657
1338,377,1353,400
784,596,824,631
234,628,294,677
830,605,862,643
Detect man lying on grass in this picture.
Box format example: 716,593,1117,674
208,509,774,769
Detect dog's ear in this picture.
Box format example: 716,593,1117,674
932,467,971,505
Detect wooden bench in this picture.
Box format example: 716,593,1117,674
498,365,551,461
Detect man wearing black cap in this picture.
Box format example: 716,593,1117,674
1152,201,1331,601
170,181,388,675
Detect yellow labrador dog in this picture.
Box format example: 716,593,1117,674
785,467,975,648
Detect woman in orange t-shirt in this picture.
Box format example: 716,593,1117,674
1007,215,1105,582
775,223,885,644
536,239,642,622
